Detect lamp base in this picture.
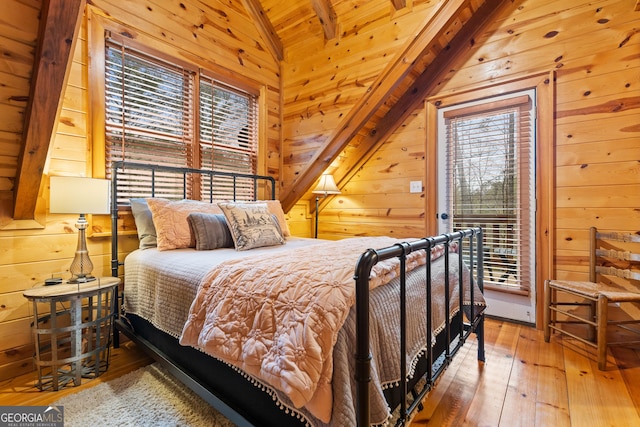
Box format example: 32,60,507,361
68,214,95,283
68,275,97,284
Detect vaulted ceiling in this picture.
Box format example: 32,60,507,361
9,0,514,222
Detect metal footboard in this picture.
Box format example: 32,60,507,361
353,228,485,426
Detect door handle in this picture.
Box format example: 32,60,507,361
440,213,449,220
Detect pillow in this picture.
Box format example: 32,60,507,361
146,198,223,251
263,200,291,237
187,213,234,250
220,199,291,237
218,202,285,251
129,198,157,249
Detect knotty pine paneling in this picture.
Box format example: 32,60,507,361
556,139,639,166
280,0,439,186
317,111,427,240
286,202,313,238
556,112,638,145
437,0,639,306
0,0,282,381
283,0,638,327
406,4,635,255
0,0,36,187
556,184,640,208
2,0,639,382
89,0,280,88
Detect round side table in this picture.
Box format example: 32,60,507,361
23,277,120,391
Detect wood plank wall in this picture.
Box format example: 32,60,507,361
0,0,281,381
283,0,639,314
281,0,639,246
280,0,439,239
1,0,638,381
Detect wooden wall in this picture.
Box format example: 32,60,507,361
1,0,638,381
284,0,639,249
280,0,438,239
294,0,639,318
0,0,281,381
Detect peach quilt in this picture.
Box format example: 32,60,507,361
179,236,435,423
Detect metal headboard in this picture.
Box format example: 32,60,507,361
110,161,276,277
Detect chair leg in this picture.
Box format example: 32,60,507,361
587,300,597,342
596,295,608,370
543,280,551,342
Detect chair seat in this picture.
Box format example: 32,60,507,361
548,279,640,302
547,279,599,298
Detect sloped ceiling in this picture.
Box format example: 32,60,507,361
8,0,511,222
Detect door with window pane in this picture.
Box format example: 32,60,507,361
437,90,536,323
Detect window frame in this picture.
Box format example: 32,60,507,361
426,72,556,327
89,12,267,202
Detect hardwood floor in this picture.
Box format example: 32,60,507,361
1,318,638,426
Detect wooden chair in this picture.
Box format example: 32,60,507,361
544,226,640,370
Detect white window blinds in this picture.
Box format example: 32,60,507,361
104,37,258,202
444,94,534,295
199,77,258,201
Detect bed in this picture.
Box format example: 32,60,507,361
110,161,486,427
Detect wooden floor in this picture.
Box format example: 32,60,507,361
1,318,639,426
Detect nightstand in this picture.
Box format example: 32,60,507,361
23,277,120,391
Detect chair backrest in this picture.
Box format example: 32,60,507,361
589,226,640,283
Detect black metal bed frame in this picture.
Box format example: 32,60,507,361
354,228,485,426
109,161,486,427
109,160,275,278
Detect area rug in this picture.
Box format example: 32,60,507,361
53,363,236,426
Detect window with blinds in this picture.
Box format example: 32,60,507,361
199,77,258,201
444,93,535,295
104,38,258,203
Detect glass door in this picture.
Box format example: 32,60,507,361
437,90,536,323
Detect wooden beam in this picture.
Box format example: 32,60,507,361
240,0,284,61
391,0,407,10
333,0,513,193
280,0,474,212
310,0,338,40
12,0,86,220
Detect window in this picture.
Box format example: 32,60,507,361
104,36,258,202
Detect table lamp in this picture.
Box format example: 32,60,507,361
50,176,111,283
311,174,341,238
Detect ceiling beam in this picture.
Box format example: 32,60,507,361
12,0,85,221
280,0,476,212
241,0,284,61
310,0,338,40
331,0,512,193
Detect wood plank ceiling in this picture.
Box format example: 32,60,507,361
9,0,510,221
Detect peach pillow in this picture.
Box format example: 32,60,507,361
146,198,223,250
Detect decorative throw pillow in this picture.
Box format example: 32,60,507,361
218,202,285,251
187,213,234,250
146,198,223,251
220,199,291,237
130,198,157,249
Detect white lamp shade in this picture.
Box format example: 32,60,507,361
312,174,341,195
50,176,111,214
